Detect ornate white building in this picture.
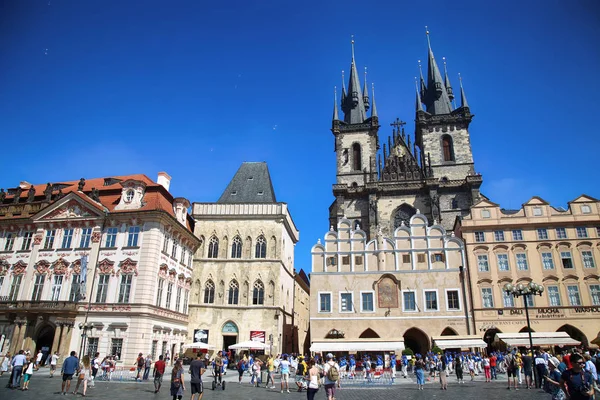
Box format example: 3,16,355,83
0,173,200,365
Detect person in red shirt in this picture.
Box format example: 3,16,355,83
489,354,498,380
563,352,572,370
153,355,167,393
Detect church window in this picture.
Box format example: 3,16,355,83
393,204,416,228
207,236,219,258
203,280,215,304
442,135,454,162
231,236,242,258
228,280,239,305
253,280,264,305
255,236,267,258
352,143,362,171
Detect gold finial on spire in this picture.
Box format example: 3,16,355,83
425,26,432,49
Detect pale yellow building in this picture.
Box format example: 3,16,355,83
455,194,600,349
310,214,481,355
188,162,305,355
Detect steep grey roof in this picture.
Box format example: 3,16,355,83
217,162,277,204
423,33,453,115
341,42,367,124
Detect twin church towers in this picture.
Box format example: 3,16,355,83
329,31,482,238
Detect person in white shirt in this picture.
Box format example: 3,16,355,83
50,352,60,377
35,350,43,370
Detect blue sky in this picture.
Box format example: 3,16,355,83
1,1,599,274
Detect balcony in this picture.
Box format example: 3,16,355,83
0,299,79,314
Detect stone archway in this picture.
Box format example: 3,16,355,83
557,324,588,347
483,328,502,351
519,326,534,333
359,328,380,339
35,324,56,365
441,327,459,336
403,327,430,355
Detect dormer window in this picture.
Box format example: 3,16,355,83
248,177,254,181
231,191,237,196
257,191,264,196
114,179,146,211
125,189,134,203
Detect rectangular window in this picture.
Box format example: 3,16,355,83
156,278,164,307
417,254,426,263
547,286,561,306
87,338,99,358
597,227,600,237
151,341,158,360
69,274,80,302
516,253,528,270
183,289,189,313
477,254,489,272
403,291,416,312
43,229,56,249
342,256,350,265
541,252,555,270
424,290,438,311
80,228,92,248
433,253,444,262
21,231,33,251
402,254,411,263
162,236,170,253
533,207,543,216
525,294,535,307
9,275,22,301
105,227,118,247
51,275,63,301
165,282,173,309
567,285,581,306
127,226,140,247
175,286,182,312
502,291,515,308
31,274,45,301
4,233,15,251
171,239,178,258
355,256,363,265
111,339,123,360
446,290,460,311
118,275,132,303
561,251,574,269
537,229,548,240
590,284,600,306
512,230,523,241
582,251,595,268
361,292,374,312
319,293,331,313
576,227,588,238
497,254,510,271
494,231,505,241
340,292,353,312
556,228,567,239
475,232,485,242
96,274,109,302
481,288,494,308
61,229,74,249
180,249,186,264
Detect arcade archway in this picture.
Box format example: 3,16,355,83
35,324,56,365
557,324,588,347
403,328,429,355
483,328,502,351
441,327,458,336
359,328,380,339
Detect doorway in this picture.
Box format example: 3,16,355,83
403,327,429,355
36,324,56,366
223,335,237,353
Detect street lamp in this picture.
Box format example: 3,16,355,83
503,281,544,388
78,322,94,357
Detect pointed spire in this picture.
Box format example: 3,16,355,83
443,56,454,103
333,86,339,121
415,78,424,112
341,35,367,124
459,73,469,109
362,67,370,112
371,83,378,118
424,27,452,115
341,70,346,101
418,60,426,95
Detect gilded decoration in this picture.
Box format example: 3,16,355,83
118,258,138,276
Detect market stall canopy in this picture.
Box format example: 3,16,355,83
494,332,581,347
432,335,487,349
182,342,214,350
310,339,405,353
228,340,270,350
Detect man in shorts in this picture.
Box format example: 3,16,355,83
49,351,60,378
35,350,43,370
214,351,224,385
153,355,166,393
61,351,79,395
505,350,518,390
189,354,206,400
323,353,340,400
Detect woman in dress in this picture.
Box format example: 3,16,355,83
414,356,425,390
483,354,491,382
170,359,185,400
437,356,447,390
306,358,320,400
73,355,91,396
0,352,11,376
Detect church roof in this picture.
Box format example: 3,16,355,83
217,162,277,204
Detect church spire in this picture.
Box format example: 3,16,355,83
362,67,370,112
415,78,424,112
333,86,339,121
340,36,367,124
459,73,470,109
423,27,452,115
442,57,454,104
371,83,378,118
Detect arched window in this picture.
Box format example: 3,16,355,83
253,280,265,305
207,236,219,258
231,236,242,258
228,280,239,305
352,143,362,171
255,236,267,258
203,280,215,304
442,135,454,162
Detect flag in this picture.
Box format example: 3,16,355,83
79,255,88,300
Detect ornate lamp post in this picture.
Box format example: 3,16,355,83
78,322,94,357
503,281,544,388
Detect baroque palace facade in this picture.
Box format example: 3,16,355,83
0,174,200,363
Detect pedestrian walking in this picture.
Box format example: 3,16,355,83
10,349,27,389
490,353,497,380
545,357,566,400
295,356,307,392
72,354,91,396
153,354,166,393
414,356,425,390
0,352,11,376
21,356,34,390
170,359,185,400
60,351,79,395
50,351,60,378
279,354,291,393
483,355,491,382
134,352,144,381
188,353,206,400
143,354,152,380
306,359,320,400
437,357,447,390
323,353,340,400
522,351,534,389
265,354,275,388
454,356,464,384
505,350,518,390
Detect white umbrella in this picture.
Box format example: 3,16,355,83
228,340,270,350
182,342,214,350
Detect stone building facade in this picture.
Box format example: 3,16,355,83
188,162,307,355
0,174,200,365
310,214,476,354
455,194,600,348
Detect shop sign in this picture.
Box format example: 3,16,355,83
573,306,600,313
222,322,238,334
250,331,265,343
194,329,209,344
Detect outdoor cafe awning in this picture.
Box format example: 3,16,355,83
495,332,581,347
432,335,487,349
310,339,404,353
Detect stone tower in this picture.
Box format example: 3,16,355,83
329,33,482,238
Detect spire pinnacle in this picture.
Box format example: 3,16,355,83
362,66,370,112
458,73,469,109
423,27,452,115
341,70,346,100
414,78,424,112
341,36,367,124
425,26,432,50
371,82,378,118
351,35,355,61
443,56,455,104
333,86,339,121
418,60,426,94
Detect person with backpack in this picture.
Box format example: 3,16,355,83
134,353,144,381
236,356,246,384
295,356,308,392
505,349,518,390
323,353,340,400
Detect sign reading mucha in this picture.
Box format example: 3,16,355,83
377,276,399,308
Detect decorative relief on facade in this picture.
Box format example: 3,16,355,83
12,261,27,275
114,180,146,211
33,234,43,245
376,275,400,308
52,258,70,275
91,232,101,243
35,260,51,275
117,258,138,276
168,268,177,281
97,258,115,275
100,251,116,257
0,260,9,276
45,200,93,220
72,259,81,275
122,250,138,257
158,264,168,277
184,277,192,289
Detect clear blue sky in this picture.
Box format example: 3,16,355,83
1,1,599,274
